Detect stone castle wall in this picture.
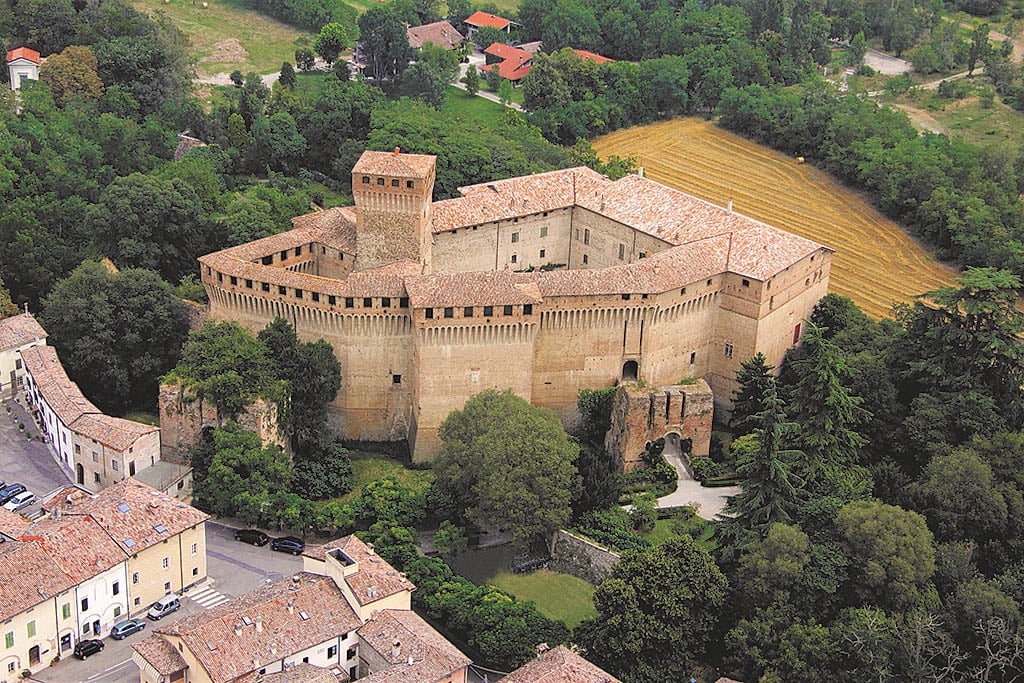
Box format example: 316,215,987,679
549,530,621,584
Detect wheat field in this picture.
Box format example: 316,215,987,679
593,119,957,319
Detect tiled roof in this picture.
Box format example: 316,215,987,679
5,47,40,63
222,208,357,263
518,41,543,54
19,345,159,451
158,572,361,683
480,57,532,82
500,645,620,683
62,479,209,554
484,42,527,60
23,515,126,583
405,270,542,307
407,20,464,50
247,663,348,683
133,635,189,676
357,610,471,683
308,535,415,606
574,49,613,64
0,313,46,351
464,10,511,29
354,150,435,178
0,541,74,621
0,507,31,538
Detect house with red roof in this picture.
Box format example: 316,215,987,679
6,46,40,91
480,42,535,85
574,49,614,64
406,19,465,51
463,10,513,39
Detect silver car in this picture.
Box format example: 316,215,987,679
2,490,36,512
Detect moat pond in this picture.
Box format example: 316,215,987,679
445,544,598,630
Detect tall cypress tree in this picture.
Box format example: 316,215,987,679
730,352,775,435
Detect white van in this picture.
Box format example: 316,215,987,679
147,594,181,620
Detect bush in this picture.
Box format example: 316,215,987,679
629,493,657,533
689,456,721,481
572,507,653,552
856,64,876,76
702,474,743,488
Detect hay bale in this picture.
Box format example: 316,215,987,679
796,156,805,164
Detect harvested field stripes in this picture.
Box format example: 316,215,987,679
593,119,957,319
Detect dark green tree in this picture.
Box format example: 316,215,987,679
358,7,413,80
730,352,775,434
279,61,296,89
314,22,350,64
294,48,316,72
462,64,480,95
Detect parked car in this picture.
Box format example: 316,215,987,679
2,490,35,512
73,640,104,659
111,618,147,639
147,594,181,620
0,483,25,505
234,529,270,546
270,536,305,555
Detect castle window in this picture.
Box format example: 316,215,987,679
362,176,370,184
464,307,473,317
295,246,302,257
245,279,252,289
742,279,750,287
805,278,810,286
618,244,625,260
484,306,493,317
425,308,434,319
311,292,320,302
690,352,696,364
540,249,546,258
503,305,513,316
444,307,453,318
206,266,211,275
524,304,533,315
322,246,326,254
262,283,270,292
810,255,815,262
279,286,287,295
377,178,384,186
364,297,372,308
639,251,647,259
391,179,399,187
339,252,345,260
707,279,712,286
511,232,519,243
680,287,686,295
513,217,519,223
584,229,590,245
540,226,548,237
642,294,648,300
230,276,237,286
622,294,630,301
724,343,734,359
345,297,354,308
262,256,273,265
294,289,303,299
583,254,589,264
543,211,549,217
281,250,288,261
407,180,414,189
329,295,336,306
511,254,517,264
400,297,409,308
382,297,391,308
393,374,402,384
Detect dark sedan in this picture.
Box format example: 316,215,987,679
234,529,270,546
270,536,305,555
73,640,104,659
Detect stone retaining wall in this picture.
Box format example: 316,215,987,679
549,529,620,584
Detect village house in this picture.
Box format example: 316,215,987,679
501,644,620,682
481,43,615,86
461,10,512,40
0,313,45,398
0,479,208,678
133,535,471,683
5,47,39,91
406,20,464,51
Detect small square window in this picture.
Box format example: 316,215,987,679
345,297,354,308
245,279,253,289
583,254,589,264
362,176,370,184
400,297,409,307
279,286,287,296
511,254,517,264
134,597,141,606
680,287,686,295
94,472,101,484
311,292,319,302
377,177,385,186
540,226,548,237
262,256,273,265
707,279,712,286
281,250,288,261
406,180,414,188
229,276,237,286
484,306,493,317
392,374,402,384
741,279,750,287
382,297,391,307
464,307,473,317
193,567,199,576
164,581,171,591
216,272,223,283
511,232,519,243
444,307,454,318
540,249,546,258
112,581,119,595
391,178,399,187
524,304,533,315
364,297,372,308
425,308,434,319
262,282,270,292
503,305,513,316
724,343,734,359
113,606,121,618
81,598,88,611
295,289,303,299
328,295,336,306
622,294,630,301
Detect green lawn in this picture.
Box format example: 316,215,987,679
129,0,312,74
123,411,160,426
333,451,434,504
489,569,598,630
442,86,507,125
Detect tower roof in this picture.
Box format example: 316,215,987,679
353,149,435,178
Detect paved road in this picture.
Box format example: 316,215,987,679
0,399,74,515
34,522,305,683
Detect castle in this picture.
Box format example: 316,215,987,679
199,149,832,462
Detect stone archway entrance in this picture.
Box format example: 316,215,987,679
662,432,692,481
622,360,638,381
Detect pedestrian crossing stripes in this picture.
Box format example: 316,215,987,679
188,585,230,609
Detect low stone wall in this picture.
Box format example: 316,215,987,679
549,529,620,584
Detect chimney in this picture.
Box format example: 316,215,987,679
270,644,277,657
392,640,401,661
255,616,263,633
253,657,260,669
393,147,400,156
287,600,294,615
234,623,243,637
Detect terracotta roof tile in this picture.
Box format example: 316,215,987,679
480,58,532,81
22,515,125,583
312,536,415,605
500,645,620,683
247,663,348,682
357,610,471,683
159,572,361,683
574,49,614,64
0,313,46,351
464,10,511,29
133,635,188,676
5,47,40,63
0,507,31,538
0,541,74,621
354,150,435,178
407,20,464,50
405,270,542,307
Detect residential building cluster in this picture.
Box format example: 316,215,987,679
0,479,207,680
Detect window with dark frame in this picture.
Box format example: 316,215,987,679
444,307,453,318
503,305,513,315
464,307,473,317
484,306,493,316
363,297,372,307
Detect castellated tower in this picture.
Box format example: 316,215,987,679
352,148,436,273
